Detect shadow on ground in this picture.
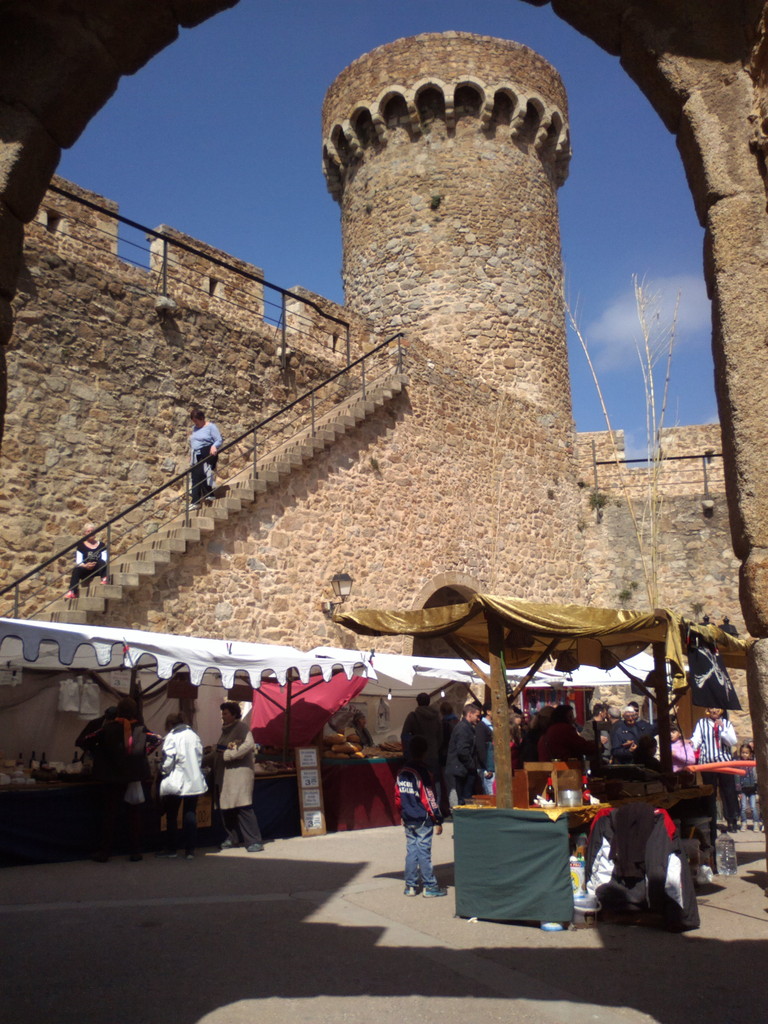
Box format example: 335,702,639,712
1,851,767,1024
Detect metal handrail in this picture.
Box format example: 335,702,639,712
48,183,351,335
1,333,406,617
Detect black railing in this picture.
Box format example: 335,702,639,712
1,333,406,619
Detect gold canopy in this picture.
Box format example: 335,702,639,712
334,595,753,689
335,595,753,804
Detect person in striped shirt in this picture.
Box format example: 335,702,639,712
691,707,739,842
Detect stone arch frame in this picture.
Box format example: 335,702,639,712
516,93,548,145
349,105,379,148
413,78,449,128
375,86,416,136
410,572,482,659
489,86,522,129
452,78,489,128
411,571,481,611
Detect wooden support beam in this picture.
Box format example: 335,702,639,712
653,641,673,773
486,611,512,808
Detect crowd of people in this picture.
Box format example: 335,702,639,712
76,698,263,862
393,689,761,895
397,692,762,833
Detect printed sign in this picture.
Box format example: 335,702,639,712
295,747,326,836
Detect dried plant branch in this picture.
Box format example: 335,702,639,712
568,275,679,609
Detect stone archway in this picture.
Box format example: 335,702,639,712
411,573,481,658
0,0,238,446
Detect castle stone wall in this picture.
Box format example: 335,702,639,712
85,342,588,646
1,180,357,590
576,424,726,501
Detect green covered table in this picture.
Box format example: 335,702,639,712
453,806,573,924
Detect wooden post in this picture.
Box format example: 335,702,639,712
282,677,293,764
653,641,673,772
486,611,512,808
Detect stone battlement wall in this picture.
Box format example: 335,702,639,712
1,179,380,591
575,424,725,501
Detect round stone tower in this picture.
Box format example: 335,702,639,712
322,32,572,417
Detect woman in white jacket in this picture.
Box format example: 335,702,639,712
158,713,207,859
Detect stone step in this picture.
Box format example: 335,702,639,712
139,536,187,555
42,608,91,624
129,547,173,565
109,559,157,576
191,516,216,532
71,595,107,612
89,583,123,601
216,496,242,512
111,571,141,589
156,525,202,543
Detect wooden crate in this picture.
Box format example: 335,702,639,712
512,761,582,808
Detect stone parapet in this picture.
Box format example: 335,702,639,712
575,424,725,501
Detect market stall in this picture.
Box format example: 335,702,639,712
334,595,754,925
0,618,371,863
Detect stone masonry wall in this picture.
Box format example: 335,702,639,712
86,340,588,647
0,179,359,594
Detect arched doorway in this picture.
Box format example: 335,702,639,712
412,577,479,659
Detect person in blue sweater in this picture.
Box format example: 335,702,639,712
395,734,447,898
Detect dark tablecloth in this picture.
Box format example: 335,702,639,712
0,775,301,867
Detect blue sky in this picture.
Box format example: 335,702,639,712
57,0,716,453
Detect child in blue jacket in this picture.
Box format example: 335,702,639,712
395,734,447,897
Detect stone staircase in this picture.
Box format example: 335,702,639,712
39,370,409,624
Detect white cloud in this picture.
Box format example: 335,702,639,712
584,274,711,373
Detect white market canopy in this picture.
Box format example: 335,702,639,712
0,618,368,689
0,618,654,696
309,645,649,694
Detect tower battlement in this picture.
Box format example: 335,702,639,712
323,35,570,198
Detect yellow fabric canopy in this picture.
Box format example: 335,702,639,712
334,595,753,690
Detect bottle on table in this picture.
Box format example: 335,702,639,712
545,776,555,801
581,773,592,804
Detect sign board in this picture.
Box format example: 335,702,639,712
295,746,326,836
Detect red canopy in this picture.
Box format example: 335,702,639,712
249,670,368,747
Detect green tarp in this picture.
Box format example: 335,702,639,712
453,807,573,924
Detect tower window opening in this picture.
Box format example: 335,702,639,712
519,100,543,144
454,85,482,120
43,210,63,233
416,86,445,127
206,276,223,298
491,91,514,128
353,108,377,147
332,125,352,162
382,94,409,129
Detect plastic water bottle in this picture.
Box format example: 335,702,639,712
715,834,737,875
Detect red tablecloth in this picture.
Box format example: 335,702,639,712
321,758,403,831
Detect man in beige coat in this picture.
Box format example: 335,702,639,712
209,701,264,852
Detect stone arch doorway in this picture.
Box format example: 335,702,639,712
411,572,480,659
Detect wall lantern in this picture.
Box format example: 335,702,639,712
323,573,354,617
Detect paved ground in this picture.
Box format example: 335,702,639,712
1,823,766,1024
